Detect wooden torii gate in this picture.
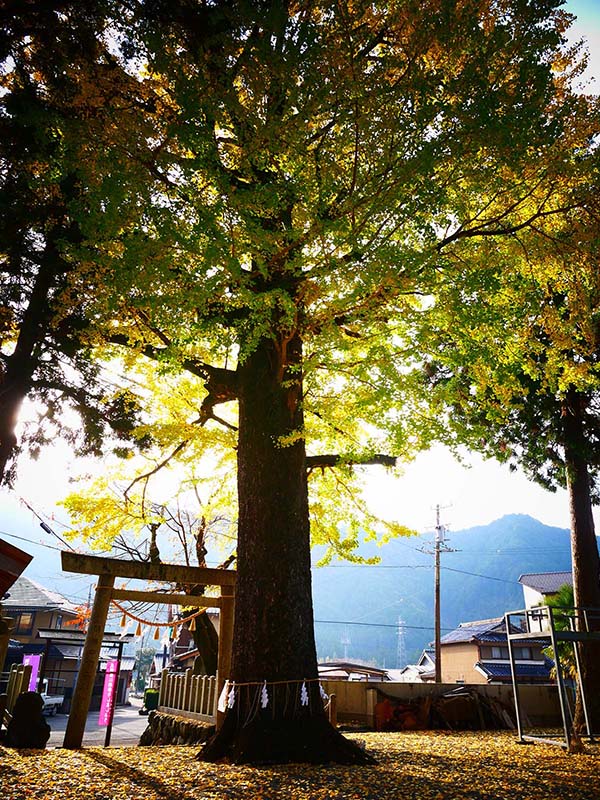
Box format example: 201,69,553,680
60,551,236,749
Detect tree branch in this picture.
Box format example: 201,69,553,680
107,333,239,396
306,454,396,469
438,203,581,250
123,439,190,502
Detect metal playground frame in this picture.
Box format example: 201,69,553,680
505,606,600,749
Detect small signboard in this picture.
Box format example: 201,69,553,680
22,653,42,691
98,659,119,726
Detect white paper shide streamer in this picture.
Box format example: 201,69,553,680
260,680,269,709
300,681,309,706
226,681,236,708
217,680,230,713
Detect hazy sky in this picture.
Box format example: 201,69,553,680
2,0,599,563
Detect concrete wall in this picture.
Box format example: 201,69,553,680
321,680,562,728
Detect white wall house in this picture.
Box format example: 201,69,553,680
518,571,572,609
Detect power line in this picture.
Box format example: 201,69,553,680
315,618,454,632
19,497,76,551
0,529,64,553
459,548,569,555
441,566,518,584
313,564,431,569
2,529,521,588
314,562,523,586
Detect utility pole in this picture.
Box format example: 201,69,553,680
420,504,456,683
340,626,351,661
396,616,407,670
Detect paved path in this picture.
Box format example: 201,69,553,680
47,695,150,748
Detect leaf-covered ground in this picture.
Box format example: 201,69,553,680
1,731,598,800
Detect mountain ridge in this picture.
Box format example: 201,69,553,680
312,513,580,668
1,504,588,669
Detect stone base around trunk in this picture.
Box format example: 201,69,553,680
139,710,215,746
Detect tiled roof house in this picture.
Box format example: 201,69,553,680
393,648,436,683
440,617,553,685
3,577,83,701
1,575,79,643
518,571,573,609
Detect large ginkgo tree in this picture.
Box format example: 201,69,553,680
3,0,597,762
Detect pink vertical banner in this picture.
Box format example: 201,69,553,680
22,654,42,691
98,659,119,726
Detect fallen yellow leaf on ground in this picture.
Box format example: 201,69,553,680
1,731,598,800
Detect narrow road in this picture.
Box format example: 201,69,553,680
47,696,150,748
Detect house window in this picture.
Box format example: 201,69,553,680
491,646,509,659
9,611,35,635
515,646,532,660
56,615,63,629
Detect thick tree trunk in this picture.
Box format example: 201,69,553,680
562,390,600,733
191,612,218,676
199,331,372,764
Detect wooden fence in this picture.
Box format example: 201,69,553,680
0,663,33,727
158,669,218,722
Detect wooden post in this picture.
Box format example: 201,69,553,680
37,636,51,693
366,687,377,729
216,585,234,730
183,669,192,712
209,675,216,718
63,574,114,749
159,667,168,708
0,616,14,673
328,693,338,727
6,664,32,713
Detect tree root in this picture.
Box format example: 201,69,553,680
197,710,376,765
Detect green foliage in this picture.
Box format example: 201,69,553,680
543,583,577,679
44,0,598,566
6,2,599,554
0,1,158,482
411,164,600,497
134,646,159,692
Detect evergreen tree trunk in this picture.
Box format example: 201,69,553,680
562,390,600,733
199,330,372,764
0,375,27,485
0,231,70,485
0,253,54,483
